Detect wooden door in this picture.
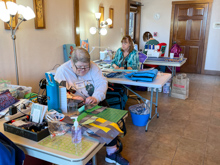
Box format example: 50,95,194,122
171,3,209,73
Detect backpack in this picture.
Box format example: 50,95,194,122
106,84,128,110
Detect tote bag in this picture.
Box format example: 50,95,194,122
171,74,189,100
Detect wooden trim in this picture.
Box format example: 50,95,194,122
201,2,213,74
169,2,176,51
203,70,220,76
134,6,141,49
73,0,80,46
172,0,213,5
125,0,130,35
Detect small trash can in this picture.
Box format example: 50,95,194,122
129,103,150,127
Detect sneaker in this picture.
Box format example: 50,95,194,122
105,152,129,165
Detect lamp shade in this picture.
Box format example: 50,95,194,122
0,9,10,22
95,13,101,19
18,5,26,16
22,6,35,20
106,18,112,25
6,1,18,16
100,28,107,35
90,27,97,35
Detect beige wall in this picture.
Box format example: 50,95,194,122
140,0,220,71
0,0,75,92
79,0,126,60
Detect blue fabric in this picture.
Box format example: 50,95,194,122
125,69,158,82
111,48,139,70
0,132,25,165
63,44,76,62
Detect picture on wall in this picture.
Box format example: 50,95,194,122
33,0,46,29
109,8,114,28
3,0,18,30
99,6,104,28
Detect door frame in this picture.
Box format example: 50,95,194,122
169,0,213,74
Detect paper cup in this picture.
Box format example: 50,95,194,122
170,53,174,59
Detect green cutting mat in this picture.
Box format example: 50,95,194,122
38,135,94,156
78,106,128,123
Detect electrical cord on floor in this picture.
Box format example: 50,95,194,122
52,64,60,70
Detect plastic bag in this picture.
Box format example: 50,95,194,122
129,101,150,115
47,120,70,138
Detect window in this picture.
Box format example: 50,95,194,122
129,12,136,40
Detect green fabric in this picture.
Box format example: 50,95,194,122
143,39,159,54
78,105,127,123
111,48,139,69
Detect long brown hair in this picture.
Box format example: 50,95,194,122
121,35,134,53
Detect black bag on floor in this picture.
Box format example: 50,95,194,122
106,84,128,110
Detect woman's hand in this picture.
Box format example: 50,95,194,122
127,67,132,70
113,64,119,69
119,67,124,70
85,97,98,104
72,96,84,102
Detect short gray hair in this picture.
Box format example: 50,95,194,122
71,47,90,63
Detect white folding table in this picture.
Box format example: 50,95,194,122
0,119,104,165
106,73,171,131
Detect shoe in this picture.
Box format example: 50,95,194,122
105,152,129,165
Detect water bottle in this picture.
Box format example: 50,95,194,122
71,116,82,143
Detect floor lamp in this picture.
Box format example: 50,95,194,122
0,1,35,85
89,13,112,52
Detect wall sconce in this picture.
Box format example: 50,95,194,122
89,12,112,36
0,1,35,85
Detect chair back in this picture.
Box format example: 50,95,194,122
157,43,167,57
63,44,76,62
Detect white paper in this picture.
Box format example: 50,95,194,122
59,86,67,113
32,109,41,123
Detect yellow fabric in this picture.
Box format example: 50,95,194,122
89,123,111,133
110,123,124,133
96,118,107,123
95,118,123,133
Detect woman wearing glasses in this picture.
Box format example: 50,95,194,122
111,35,139,70
55,47,107,105
54,47,129,165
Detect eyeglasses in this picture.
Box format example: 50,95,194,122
74,63,90,71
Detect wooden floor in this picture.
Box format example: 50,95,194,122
96,74,220,165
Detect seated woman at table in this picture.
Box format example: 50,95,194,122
143,31,159,54
111,35,139,70
54,47,129,165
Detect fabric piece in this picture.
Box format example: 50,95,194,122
111,48,139,70
0,90,19,111
125,69,158,82
0,132,25,165
54,61,108,103
90,106,107,114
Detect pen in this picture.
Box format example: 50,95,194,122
11,115,29,123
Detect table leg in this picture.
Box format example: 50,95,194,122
92,155,97,165
169,66,175,96
149,88,154,119
146,88,154,131
156,88,159,118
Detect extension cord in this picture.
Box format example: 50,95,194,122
5,106,31,121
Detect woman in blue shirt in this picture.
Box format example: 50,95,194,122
111,35,139,70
